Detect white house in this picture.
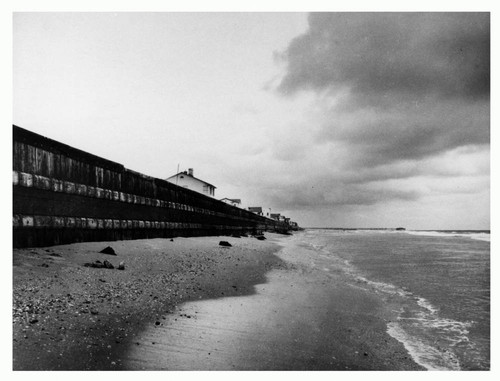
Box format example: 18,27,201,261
165,168,216,197
262,207,272,218
248,206,272,218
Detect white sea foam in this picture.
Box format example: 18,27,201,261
398,315,472,343
416,296,440,314
405,230,490,242
354,275,412,299
355,273,472,369
387,322,461,371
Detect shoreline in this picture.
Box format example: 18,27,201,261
117,233,424,370
13,234,286,370
13,232,424,371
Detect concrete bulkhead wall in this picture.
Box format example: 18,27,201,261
13,125,289,248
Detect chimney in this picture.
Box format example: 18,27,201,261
188,168,193,176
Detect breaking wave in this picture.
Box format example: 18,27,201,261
405,230,490,242
353,273,473,370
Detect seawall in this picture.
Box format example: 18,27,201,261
13,125,290,248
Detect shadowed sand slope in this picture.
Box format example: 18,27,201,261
13,235,284,370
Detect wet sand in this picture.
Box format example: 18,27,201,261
13,233,423,370
121,234,424,370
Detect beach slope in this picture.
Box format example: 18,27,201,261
13,234,284,370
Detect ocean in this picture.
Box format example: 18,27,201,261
298,228,490,370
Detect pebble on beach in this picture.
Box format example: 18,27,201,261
99,246,117,255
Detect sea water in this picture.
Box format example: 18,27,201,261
298,228,490,370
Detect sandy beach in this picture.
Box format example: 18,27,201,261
13,232,423,371
13,234,285,370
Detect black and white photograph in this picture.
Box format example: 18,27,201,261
8,2,493,374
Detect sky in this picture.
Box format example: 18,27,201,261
12,11,490,230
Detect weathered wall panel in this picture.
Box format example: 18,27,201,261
13,125,289,248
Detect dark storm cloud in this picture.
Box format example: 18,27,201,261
261,176,421,211
277,13,490,101
322,99,490,167
267,12,490,213
274,12,490,166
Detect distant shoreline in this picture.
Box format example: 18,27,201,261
304,227,490,233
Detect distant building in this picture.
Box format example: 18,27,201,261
220,198,242,207
165,168,216,197
270,213,280,220
248,207,263,216
262,207,272,218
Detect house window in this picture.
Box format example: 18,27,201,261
203,185,208,194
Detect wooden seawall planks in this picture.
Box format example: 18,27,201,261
13,125,288,247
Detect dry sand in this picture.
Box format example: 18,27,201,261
13,234,285,370
12,232,423,371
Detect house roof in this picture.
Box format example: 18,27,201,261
166,171,217,189
220,198,241,204
248,207,263,213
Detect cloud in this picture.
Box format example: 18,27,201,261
315,98,489,167
277,13,490,102
209,13,490,228
274,13,490,168
248,13,490,227
274,14,490,168
262,177,421,211
263,12,490,218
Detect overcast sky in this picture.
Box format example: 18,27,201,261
13,12,490,229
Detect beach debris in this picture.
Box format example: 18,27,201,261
255,235,266,240
170,239,174,242
118,261,125,270
39,263,49,267
84,259,115,269
48,252,62,257
99,246,116,255
219,241,232,247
